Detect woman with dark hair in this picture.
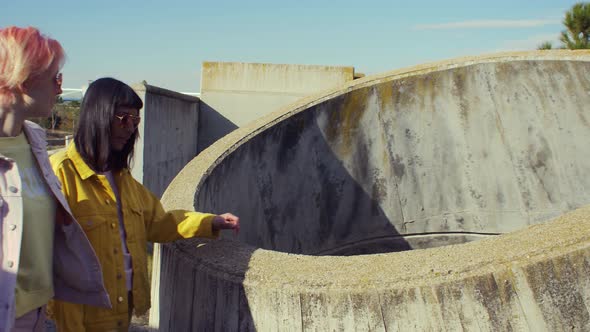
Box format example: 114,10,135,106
0,26,110,332
49,77,239,331
74,77,143,172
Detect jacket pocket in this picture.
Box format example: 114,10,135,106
78,216,110,260
80,217,107,232
123,207,144,241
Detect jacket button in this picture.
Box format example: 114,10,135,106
106,199,111,205
114,248,118,254
117,296,124,303
9,224,16,231
111,223,116,228
117,273,123,279
8,186,18,193
7,261,13,268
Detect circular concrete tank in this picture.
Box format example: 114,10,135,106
151,51,590,331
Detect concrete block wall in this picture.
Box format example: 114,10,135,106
198,61,357,152
131,82,200,198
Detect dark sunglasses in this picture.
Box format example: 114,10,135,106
114,113,141,127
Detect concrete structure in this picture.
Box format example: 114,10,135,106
198,62,358,152
131,82,200,198
152,51,590,330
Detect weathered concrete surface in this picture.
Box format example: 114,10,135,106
198,62,357,152
131,83,200,198
153,50,590,331
175,51,590,254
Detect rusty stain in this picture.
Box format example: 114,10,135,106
377,83,394,112
325,88,369,156
450,67,471,125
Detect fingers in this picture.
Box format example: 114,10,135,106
221,213,240,227
220,213,239,222
213,213,240,231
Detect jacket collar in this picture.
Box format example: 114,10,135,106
65,143,130,180
22,120,46,153
66,143,98,180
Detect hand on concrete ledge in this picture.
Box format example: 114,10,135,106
212,213,240,234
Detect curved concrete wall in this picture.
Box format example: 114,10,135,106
168,51,590,255
153,51,590,330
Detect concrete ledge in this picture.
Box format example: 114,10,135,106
158,205,590,330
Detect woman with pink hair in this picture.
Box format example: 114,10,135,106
0,26,109,331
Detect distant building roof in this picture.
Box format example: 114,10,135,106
60,87,199,101
60,88,83,101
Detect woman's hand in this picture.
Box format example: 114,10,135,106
212,213,240,233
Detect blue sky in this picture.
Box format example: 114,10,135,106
2,0,579,93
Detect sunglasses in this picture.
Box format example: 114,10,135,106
114,113,141,127
55,73,63,90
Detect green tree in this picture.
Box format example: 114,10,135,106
538,2,590,50
560,2,590,49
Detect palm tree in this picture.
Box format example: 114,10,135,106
560,2,590,49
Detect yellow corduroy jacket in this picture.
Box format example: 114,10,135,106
49,144,218,331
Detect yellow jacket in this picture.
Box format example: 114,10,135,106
49,144,218,331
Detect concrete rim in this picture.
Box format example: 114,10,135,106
168,204,590,290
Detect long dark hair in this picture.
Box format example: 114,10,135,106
74,77,143,172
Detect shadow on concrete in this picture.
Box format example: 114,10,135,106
197,100,239,153
166,96,414,330
157,239,258,331
196,95,412,256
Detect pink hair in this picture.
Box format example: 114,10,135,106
0,26,65,107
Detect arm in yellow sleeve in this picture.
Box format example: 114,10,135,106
137,183,220,243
